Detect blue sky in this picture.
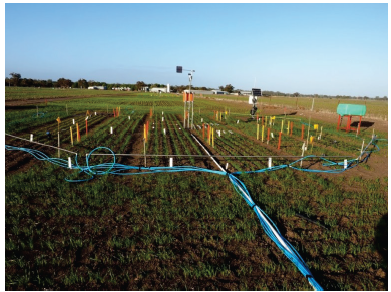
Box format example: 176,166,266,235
5,3,388,97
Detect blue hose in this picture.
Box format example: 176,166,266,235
4,137,384,291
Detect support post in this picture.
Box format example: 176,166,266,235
357,115,362,135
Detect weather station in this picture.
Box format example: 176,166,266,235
249,88,262,119
176,66,195,129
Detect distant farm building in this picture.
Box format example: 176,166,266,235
88,86,107,90
150,87,168,93
183,89,230,95
183,89,214,95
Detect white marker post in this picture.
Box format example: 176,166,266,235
72,119,75,125
300,142,306,168
344,159,348,169
163,128,166,136
268,157,272,168
359,140,365,160
68,157,72,169
30,134,33,142
110,126,113,135
58,132,60,158
169,157,173,167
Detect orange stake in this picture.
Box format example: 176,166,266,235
301,124,305,140
278,132,282,149
267,127,270,142
290,122,293,137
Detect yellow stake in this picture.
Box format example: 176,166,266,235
262,125,265,142
70,126,73,146
281,119,284,133
212,127,214,148
76,123,80,142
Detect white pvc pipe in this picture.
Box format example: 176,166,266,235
163,128,166,135
110,126,113,135
72,119,75,125
268,157,272,168
344,159,347,169
30,134,33,142
68,157,72,169
169,157,173,167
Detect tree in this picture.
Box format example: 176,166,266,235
9,72,21,86
219,85,224,91
293,92,300,97
136,81,146,91
224,84,234,93
57,78,72,88
78,79,88,89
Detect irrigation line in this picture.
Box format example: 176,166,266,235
190,134,225,172
89,153,353,159
190,133,322,291
5,133,78,155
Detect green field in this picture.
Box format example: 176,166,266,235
5,89,388,290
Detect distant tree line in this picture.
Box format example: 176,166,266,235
5,73,387,100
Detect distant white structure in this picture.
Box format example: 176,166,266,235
88,86,107,90
150,87,167,93
167,84,170,93
183,89,214,95
211,90,229,95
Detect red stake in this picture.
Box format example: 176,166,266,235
278,132,282,150
301,124,305,140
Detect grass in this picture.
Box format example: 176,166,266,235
5,91,388,290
